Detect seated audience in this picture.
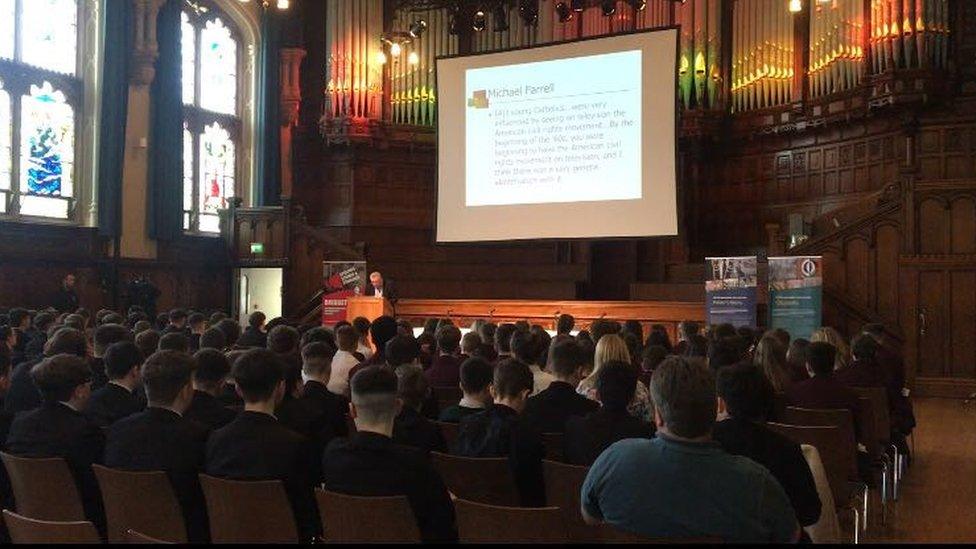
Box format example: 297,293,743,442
205,349,319,541
158,332,189,353
786,338,811,383
578,334,653,422
84,341,146,427
523,339,598,433
350,316,399,377
564,361,654,466
459,331,482,359
91,324,132,390
299,342,348,444
6,327,87,415
673,321,700,355
6,354,107,535
454,359,545,507
439,357,494,423
214,319,242,348
493,323,517,361
810,327,851,372
511,329,553,396
836,334,887,388
352,317,374,360
135,329,161,358
393,365,447,454
185,349,237,430
714,363,821,529
321,367,458,543
425,325,463,388
163,309,189,336
199,327,227,351
580,357,800,542
753,336,793,394
861,323,915,456
639,345,668,388
477,322,498,362
785,341,863,441
329,325,361,397
187,313,207,352
708,336,743,371
301,326,336,351
104,350,210,542
556,314,575,336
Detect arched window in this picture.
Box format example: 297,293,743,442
0,0,89,220
182,7,242,233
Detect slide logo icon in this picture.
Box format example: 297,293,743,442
467,90,489,109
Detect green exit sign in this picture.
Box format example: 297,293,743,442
250,243,265,255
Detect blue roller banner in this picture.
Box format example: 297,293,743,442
705,256,758,329
768,256,823,340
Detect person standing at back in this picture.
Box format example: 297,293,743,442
53,273,80,314
580,357,800,543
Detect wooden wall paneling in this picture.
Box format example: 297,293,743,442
950,197,976,254
918,198,949,254
875,224,901,322
916,270,947,378
949,270,976,379
844,237,871,311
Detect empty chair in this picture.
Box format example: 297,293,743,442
0,452,85,522
126,529,174,544
93,464,188,543
432,387,462,410
433,421,459,449
2,510,100,544
453,497,567,543
542,432,564,462
315,489,420,543
779,408,859,481
430,452,519,506
199,474,298,544
800,444,841,544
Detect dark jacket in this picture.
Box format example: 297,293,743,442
53,286,79,313
522,381,599,434
105,408,211,542
322,432,456,543
424,354,462,388
563,408,655,466
4,358,44,415
438,404,485,424
365,279,397,302
205,411,319,541
184,390,237,431
393,407,447,455
5,402,106,534
453,404,545,507
236,327,267,349
84,383,146,428
89,357,109,391
300,381,349,441
713,416,822,527
785,374,863,441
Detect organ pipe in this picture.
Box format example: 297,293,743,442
809,0,864,99
324,0,384,121
390,7,458,126
870,0,947,73
731,0,792,112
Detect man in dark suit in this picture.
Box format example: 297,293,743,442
299,342,348,445
454,359,546,507
714,363,822,529
322,366,457,543
90,324,133,391
438,357,493,423
204,349,319,542
785,342,863,441
393,365,447,455
104,350,211,542
425,325,463,388
85,342,145,427
5,354,106,535
162,309,190,337
523,339,598,434
6,327,87,415
53,273,80,314
563,361,654,466
187,313,207,352
184,349,237,431
365,271,397,302
236,312,267,348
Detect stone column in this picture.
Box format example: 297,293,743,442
279,47,306,201
118,0,166,259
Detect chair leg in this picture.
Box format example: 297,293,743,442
889,444,901,501
852,508,860,544
879,461,888,527
862,484,869,533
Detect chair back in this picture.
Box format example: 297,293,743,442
854,397,881,459
433,421,459,449
851,386,891,445
315,489,420,543
542,459,594,541
198,474,298,543
768,423,852,507
542,432,563,462
430,452,520,506
432,386,462,410
453,497,567,543
93,464,188,543
126,529,175,544
779,407,858,480
799,444,841,544
0,452,85,522
2,510,100,544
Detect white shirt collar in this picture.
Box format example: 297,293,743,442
459,396,487,409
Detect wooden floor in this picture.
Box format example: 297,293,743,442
873,398,976,543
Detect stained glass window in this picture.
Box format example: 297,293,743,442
1,0,83,221
21,0,78,76
199,18,237,115
198,123,234,233
183,9,241,233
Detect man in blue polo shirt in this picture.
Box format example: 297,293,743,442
580,357,800,543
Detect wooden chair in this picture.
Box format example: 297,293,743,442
434,421,459,450
430,452,520,506
92,464,188,543
852,386,899,499
198,474,299,543
2,510,100,544
453,497,567,543
542,432,564,462
768,423,861,543
125,529,174,544
432,386,462,410
0,452,85,522
315,489,420,543
542,459,596,541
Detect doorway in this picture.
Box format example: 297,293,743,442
238,268,283,326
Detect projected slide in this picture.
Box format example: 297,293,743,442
464,50,642,207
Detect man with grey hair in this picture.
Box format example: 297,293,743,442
321,366,457,543
580,356,800,543
366,271,397,302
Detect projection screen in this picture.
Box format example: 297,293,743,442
435,27,678,243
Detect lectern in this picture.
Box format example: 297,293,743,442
346,296,394,323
